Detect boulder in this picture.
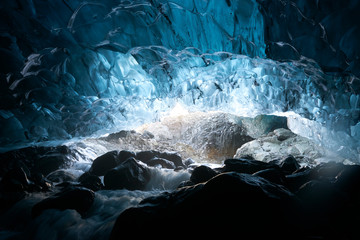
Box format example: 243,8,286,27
136,150,184,168
146,157,176,169
253,168,286,185
296,180,348,237
334,165,360,197
110,172,302,238
31,172,52,192
89,151,119,176
234,128,326,166
314,162,345,180
0,191,26,214
135,150,157,163
78,172,103,191
104,158,151,190
278,155,300,174
222,158,278,174
0,146,73,177
117,150,136,164
190,165,218,184
284,169,315,192
137,112,254,162
0,167,30,192
34,151,71,176
297,180,346,213
156,152,183,168
0,167,51,193
46,169,77,183
32,186,95,218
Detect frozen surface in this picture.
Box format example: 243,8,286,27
259,0,360,77
0,0,265,145
0,0,360,162
3,47,359,160
2,1,360,240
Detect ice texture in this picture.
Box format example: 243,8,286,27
0,1,360,162
259,0,360,77
0,0,265,145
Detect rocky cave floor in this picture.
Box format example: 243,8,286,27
1,113,360,239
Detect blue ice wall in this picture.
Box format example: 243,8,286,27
0,0,266,145
0,0,360,162
65,0,265,56
259,0,360,76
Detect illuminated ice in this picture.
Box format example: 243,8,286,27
0,0,359,162
2,45,359,161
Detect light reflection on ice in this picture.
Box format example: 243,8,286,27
2,45,360,161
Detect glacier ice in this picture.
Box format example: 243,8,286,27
2,1,360,239
259,0,360,76
0,0,360,163
4,46,360,161
2,0,265,144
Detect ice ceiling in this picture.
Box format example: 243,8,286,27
0,0,360,161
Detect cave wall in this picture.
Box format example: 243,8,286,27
259,0,360,76
0,0,359,153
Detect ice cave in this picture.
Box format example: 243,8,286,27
1,0,360,239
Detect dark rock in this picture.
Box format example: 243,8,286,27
0,167,29,192
46,170,77,183
0,191,26,214
253,168,286,185
177,180,194,188
279,155,300,174
78,172,103,191
190,165,218,184
297,180,346,210
314,162,345,180
89,151,119,176
293,166,310,174
117,150,136,164
0,167,34,213
157,152,183,168
34,151,71,176
31,172,52,192
146,157,176,169
104,158,151,190
110,172,302,238
0,146,73,177
296,180,348,237
334,165,360,197
183,158,195,167
135,150,156,162
285,168,315,192
32,186,95,218
89,150,137,177
223,158,278,174
136,150,184,168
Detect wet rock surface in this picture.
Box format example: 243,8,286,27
104,158,151,191
111,171,301,239
0,123,359,239
110,157,360,239
137,113,289,162
0,146,73,177
31,186,95,218
234,128,339,166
